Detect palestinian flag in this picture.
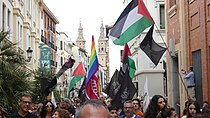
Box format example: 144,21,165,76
109,0,154,46
122,43,136,79
67,62,86,98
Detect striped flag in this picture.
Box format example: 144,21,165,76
122,43,136,79
109,0,154,45
67,62,86,98
85,35,100,99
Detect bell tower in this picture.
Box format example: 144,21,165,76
76,21,86,50
98,21,109,83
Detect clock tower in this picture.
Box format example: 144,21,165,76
98,22,110,83
76,21,86,50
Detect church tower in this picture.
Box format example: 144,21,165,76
76,21,86,50
98,22,110,83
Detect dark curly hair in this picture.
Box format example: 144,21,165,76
144,95,167,118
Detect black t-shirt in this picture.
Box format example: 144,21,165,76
9,112,38,118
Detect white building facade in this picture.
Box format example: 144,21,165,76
1,0,42,72
124,0,167,99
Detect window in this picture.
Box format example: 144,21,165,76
60,41,63,50
20,25,23,48
26,0,30,12
169,0,176,8
18,22,20,46
160,4,165,29
2,4,6,31
7,9,10,28
41,11,43,19
48,18,50,28
44,15,46,28
27,34,31,48
60,57,63,66
41,30,43,35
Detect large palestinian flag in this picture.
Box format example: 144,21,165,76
109,0,154,45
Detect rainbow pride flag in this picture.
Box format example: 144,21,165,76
85,35,100,99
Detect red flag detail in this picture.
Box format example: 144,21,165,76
138,0,154,22
85,75,100,99
72,62,86,76
121,43,132,62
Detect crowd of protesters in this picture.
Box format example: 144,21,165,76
1,92,210,118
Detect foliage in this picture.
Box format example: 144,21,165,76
31,67,56,103
54,90,61,102
0,31,33,112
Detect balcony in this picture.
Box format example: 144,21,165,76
54,46,57,51
18,47,24,55
48,26,56,33
48,41,54,49
41,35,47,43
51,60,55,66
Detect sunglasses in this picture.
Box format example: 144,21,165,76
46,105,52,107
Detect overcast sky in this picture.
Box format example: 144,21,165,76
43,0,126,76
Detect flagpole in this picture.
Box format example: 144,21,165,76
154,23,190,98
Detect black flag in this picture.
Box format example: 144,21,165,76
44,76,57,96
111,67,137,108
104,69,120,99
44,57,75,96
56,56,75,78
78,77,87,102
140,25,166,66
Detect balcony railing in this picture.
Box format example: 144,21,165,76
48,26,56,33
41,35,47,43
51,60,55,66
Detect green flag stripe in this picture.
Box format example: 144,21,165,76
68,76,83,98
113,17,154,45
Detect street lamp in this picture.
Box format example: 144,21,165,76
26,47,33,62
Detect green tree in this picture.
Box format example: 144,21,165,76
0,31,33,112
32,67,56,103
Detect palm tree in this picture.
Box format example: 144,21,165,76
32,67,56,103
0,31,33,112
